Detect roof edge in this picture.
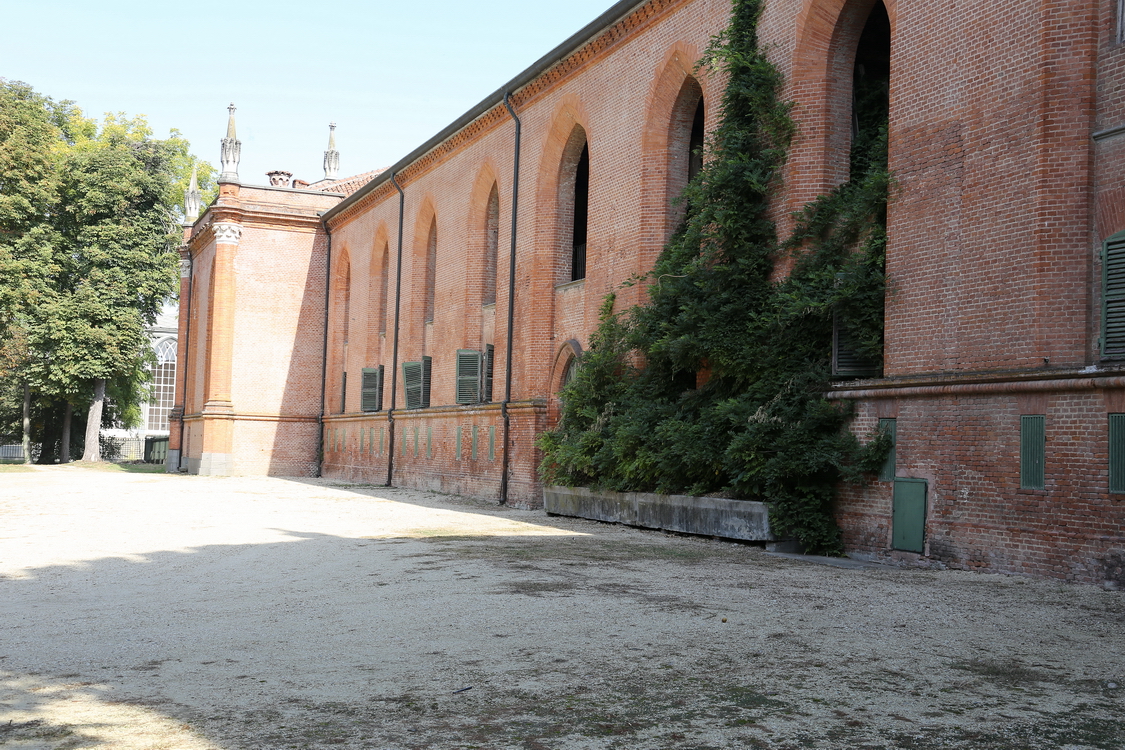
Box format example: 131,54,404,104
321,0,652,224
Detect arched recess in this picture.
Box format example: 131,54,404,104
786,0,898,216
408,198,438,354
366,224,391,366
534,100,593,287
329,247,352,413
638,44,714,278
465,164,501,338
547,339,584,424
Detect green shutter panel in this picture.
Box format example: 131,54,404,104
832,311,882,378
1110,414,1125,494
361,367,384,412
456,349,483,405
421,356,432,408
878,418,897,482
402,361,423,410
1103,235,1125,358
483,344,495,403
1020,415,1046,490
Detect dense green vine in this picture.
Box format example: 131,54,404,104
538,0,890,554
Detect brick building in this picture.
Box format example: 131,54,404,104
171,0,1125,585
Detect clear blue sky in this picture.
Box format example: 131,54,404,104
1,0,621,186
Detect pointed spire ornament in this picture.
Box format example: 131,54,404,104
184,163,202,223
219,103,241,183
323,122,340,181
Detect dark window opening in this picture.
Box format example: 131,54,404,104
571,143,589,281
851,1,890,178
688,97,705,183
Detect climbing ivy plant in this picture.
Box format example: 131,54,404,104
537,0,891,555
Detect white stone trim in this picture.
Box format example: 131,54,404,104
213,223,243,245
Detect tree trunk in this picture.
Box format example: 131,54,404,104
82,379,106,463
36,401,59,464
60,402,72,463
21,382,31,465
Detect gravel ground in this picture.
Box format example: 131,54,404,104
0,466,1122,749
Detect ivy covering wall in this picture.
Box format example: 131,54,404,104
538,0,891,554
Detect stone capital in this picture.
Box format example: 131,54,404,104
213,223,243,245
180,257,193,279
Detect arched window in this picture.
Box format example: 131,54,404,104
424,220,437,323
147,338,177,432
572,143,590,281
688,97,705,183
483,185,499,305
665,76,705,235
557,126,590,283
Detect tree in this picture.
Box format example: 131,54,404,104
0,80,213,462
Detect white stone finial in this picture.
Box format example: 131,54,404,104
323,122,340,181
184,163,202,223
219,103,241,183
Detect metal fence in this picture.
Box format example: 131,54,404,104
0,435,167,464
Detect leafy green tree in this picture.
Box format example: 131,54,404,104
0,80,213,462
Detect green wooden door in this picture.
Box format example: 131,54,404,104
892,478,927,553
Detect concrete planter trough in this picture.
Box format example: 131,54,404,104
544,486,780,544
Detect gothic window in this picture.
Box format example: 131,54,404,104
572,143,590,281
424,220,437,323
146,338,177,432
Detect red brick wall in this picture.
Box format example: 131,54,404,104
838,389,1125,586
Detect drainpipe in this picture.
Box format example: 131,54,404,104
499,93,522,505
316,223,333,478
387,172,406,487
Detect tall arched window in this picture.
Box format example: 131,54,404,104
147,338,177,431
688,97,705,183
483,185,499,305
665,76,705,235
572,143,590,281
424,220,437,323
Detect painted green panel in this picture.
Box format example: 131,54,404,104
361,367,383,412
427,426,432,459
1110,414,1125,494
471,425,478,461
892,479,926,553
877,418,897,482
1020,415,1046,490
421,356,432,409
413,426,419,457
456,426,462,461
379,427,384,455
489,426,496,462
360,428,365,453
456,350,482,405
402,362,423,410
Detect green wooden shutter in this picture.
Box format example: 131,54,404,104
361,367,384,412
1103,234,1125,358
421,356,432,408
1110,414,1125,494
402,361,423,410
878,418,897,481
832,311,881,378
483,344,495,403
1020,415,1046,490
456,349,483,405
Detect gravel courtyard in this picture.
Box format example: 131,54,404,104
0,466,1122,749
